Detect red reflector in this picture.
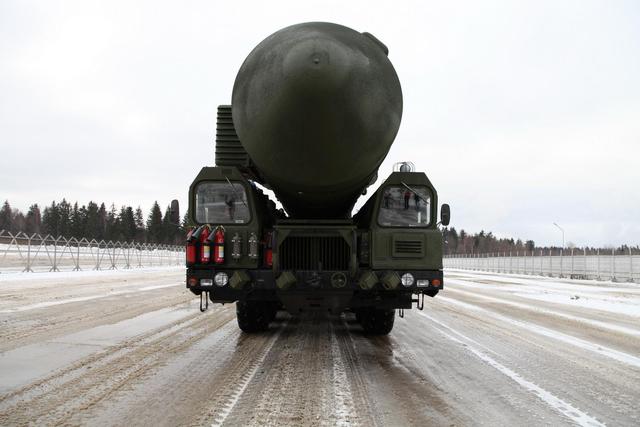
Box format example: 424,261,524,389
187,277,198,287
432,279,441,287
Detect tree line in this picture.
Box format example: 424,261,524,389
3,201,636,253
441,227,639,255
0,199,192,245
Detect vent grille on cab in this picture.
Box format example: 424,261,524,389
280,236,350,271
393,239,424,258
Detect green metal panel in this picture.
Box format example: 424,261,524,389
232,22,402,218
358,171,443,271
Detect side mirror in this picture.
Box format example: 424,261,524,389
170,199,180,225
440,204,450,226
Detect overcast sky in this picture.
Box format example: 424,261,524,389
1,0,639,247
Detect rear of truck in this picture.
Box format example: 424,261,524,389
185,165,445,334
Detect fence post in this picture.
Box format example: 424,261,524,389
571,248,574,278
611,248,616,282
540,249,543,276
509,251,512,274
583,248,587,279
629,247,634,283
52,236,60,272
559,249,563,278
25,233,34,273
597,248,601,280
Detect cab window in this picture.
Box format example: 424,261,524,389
378,185,431,227
195,182,251,224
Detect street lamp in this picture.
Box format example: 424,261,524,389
553,222,565,249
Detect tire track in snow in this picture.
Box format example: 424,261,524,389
0,282,182,313
445,285,640,337
419,312,605,427
330,319,356,426
438,296,640,369
210,321,287,427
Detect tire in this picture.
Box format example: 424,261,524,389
359,308,395,335
236,300,271,332
267,302,278,322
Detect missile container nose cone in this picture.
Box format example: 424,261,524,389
232,22,403,218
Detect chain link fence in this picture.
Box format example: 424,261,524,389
0,230,184,273
444,249,639,283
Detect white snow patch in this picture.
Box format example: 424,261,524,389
439,296,640,369
419,312,605,427
445,285,640,337
0,282,182,313
447,275,640,318
0,265,183,282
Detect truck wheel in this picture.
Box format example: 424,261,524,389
236,301,271,332
267,302,278,322
359,308,395,335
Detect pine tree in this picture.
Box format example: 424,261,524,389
121,206,136,242
25,204,42,234
448,227,459,253
182,209,194,230
12,212,26,233
97,203,107,240
78,205,88,238
0,200,13,232
70,202,84,238
134,206,145,242
526,240,535,252
105,203,121,241
58,199,71,237
146,202,163,243
42,201,60,236
85,202,100,240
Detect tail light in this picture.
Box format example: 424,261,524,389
263,231,273,267
212,226,225,264
200,226,211,263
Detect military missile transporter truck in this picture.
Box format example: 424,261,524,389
185,22,450,334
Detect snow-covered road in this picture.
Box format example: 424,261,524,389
0,268,638,426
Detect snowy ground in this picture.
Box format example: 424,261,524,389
0,268,639,426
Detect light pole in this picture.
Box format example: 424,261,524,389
553,222,565,249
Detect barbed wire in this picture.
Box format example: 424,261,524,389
0,229,184,273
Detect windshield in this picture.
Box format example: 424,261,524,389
195,181,250,224
378,185,431,227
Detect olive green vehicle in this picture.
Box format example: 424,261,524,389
186,22,450,334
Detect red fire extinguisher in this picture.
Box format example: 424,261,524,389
200,226,211,263
185,226,199,265
213,226,225,264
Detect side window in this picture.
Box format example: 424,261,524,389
378,186,431,227
195,182,250,224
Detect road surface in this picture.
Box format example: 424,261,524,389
0,267,638,426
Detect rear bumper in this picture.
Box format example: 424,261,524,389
186,267,443,298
